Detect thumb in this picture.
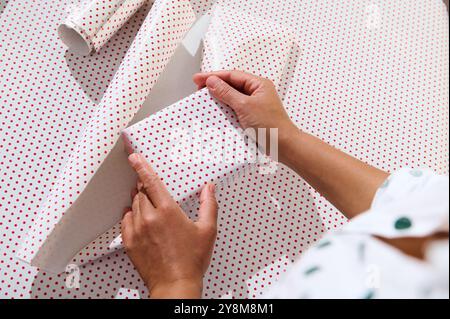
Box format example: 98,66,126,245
197,183,218,230
206,75,247,111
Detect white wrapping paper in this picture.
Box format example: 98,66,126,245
58,0,148,55
2,0,448,299
64,4,299,267
201,4,297,89
122,88,256,200
16,1,300,273
17,0,196,273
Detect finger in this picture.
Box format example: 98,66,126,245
132,193,141,216
130,187,138,201
131,192,148,230
121,134,134,155
197,183,218,230
128,153,171,207
121,208,134,247
205,75,249,111
138,191,155,218
122,208,133,226
193,70,260,94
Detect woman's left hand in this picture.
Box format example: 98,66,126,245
122,153,218,299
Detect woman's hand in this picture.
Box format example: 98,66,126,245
195,70,388,219
193,70,299,147
122,153,218,299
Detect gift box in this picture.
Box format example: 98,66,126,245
122,88,257,203
72,88,259,265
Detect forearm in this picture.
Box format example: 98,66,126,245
279,127,389,219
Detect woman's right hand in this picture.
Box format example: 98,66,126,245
194,70,389,220
192,70,299,146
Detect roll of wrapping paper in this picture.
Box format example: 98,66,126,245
58,0,148,55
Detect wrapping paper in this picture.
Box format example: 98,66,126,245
201,4,297,89
71,88,260,264
59,0,148,55
65,2,296,267
16,0,196,273
17,1,298,273
122,88,256,201
1,0,448,299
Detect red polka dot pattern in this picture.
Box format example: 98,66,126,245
0,0,448,298
62,0,147,54
201,4,297,90
123,88,254,200
16,0,196,271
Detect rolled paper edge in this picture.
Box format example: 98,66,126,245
58,19,95,56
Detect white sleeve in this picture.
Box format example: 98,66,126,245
343,168,449,238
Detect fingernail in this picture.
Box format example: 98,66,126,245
206,76,221,89
209,183,216,193
128,153,140,166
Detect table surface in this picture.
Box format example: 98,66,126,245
0,0,448,298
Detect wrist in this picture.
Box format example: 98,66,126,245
278,123,302,165
149,278,203,299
